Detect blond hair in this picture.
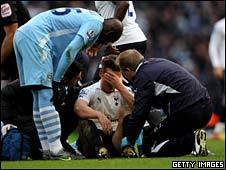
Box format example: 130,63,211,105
116,49,144,71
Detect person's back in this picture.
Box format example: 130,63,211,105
12,6,122,159
135,58,210,114
17,8,104,64
95,1,146,46
93,1,147,83
1,79,42,159
1,79,34,133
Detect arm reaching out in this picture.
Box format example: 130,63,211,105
54,35,84,82
103,70,134,110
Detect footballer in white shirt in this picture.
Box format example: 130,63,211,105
74,54,134,158
95,1,147,55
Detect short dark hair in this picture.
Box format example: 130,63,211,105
101,54,120,72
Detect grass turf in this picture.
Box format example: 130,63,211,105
1,139,225,169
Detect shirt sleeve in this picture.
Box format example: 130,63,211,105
121,86,134,108
76,20,103,46
77,86,93,103
125,80,155,145
1,1,18,26
53,35,84,82
53,20,103,82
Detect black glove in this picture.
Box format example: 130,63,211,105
51,81,67,106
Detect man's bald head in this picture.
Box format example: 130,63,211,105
97,18,123,44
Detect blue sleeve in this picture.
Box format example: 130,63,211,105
53,35,84,82
53,20,103,82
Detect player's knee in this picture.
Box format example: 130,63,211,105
78,120,97,137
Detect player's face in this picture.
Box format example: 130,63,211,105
100,69,121,93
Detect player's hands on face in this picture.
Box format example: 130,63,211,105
104,70,123,91
86,44,102,57
98,112,113,135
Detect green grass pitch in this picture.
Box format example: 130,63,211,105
1,139,225,169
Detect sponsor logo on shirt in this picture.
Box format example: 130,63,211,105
79,89,88,98
1,3,12,18
47,73,53,82
86,30,95,40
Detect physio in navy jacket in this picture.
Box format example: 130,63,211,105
117,49,212,157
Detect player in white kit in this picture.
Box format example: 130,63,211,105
74,55,134,158
209,18,225,140
93,1,147,84
95,1,147,55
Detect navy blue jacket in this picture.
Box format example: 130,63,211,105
126,58,210,145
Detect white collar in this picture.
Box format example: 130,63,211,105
135,62,143,73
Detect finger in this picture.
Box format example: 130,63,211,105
88,51,92,57
108,125,113,135
102,123,107,134
107,129,111,136
94,50,98,56
103,128,108,135
107,122,112,133
105,72,115,80
104,73,111,80
103,74,112,82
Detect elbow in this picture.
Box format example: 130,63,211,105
74,102,83,118
5,32,15,42
120,1,129,8
124,1,129,9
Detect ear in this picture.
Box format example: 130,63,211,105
106,30,115,36
99,69,104,77
123,68,130,72
105,30,117,42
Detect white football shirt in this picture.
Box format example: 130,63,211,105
95,1,147,46
78,81,132,131
209,18,225,69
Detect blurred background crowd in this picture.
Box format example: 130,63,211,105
22,1,225,139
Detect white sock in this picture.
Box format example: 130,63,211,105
214,122,225,133
41,140,50,151
33,111,50,151
49,139,63,155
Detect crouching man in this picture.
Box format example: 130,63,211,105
117,49,212,157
